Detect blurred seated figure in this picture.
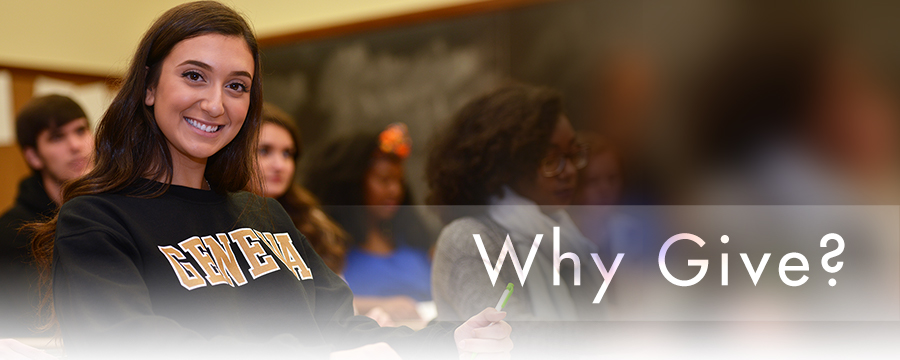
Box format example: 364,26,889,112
305,124,434,321
570,133,630,254
255,104,347,274
427,83,603,323
569,133,659,305
257,104,403,326
687,22,900,205
0,95,93,337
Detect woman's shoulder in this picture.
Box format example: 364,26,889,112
60,192,127,214
227,191,300,232
435,216,505,254
57,193,136,240
233,191,294,221
439,216,503,238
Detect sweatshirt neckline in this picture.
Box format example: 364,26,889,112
129,178,227,204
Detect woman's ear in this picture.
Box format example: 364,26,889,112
144,66,155,106
145,86,155,106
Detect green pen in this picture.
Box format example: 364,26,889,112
471,283,513,359
494,283,513,311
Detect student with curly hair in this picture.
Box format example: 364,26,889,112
427,83,602,323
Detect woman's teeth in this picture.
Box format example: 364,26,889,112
185,118,221,133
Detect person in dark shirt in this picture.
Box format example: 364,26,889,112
0,94,93,337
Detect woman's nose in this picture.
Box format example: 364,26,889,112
201,88,225,117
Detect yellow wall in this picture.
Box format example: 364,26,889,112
0,0,483,77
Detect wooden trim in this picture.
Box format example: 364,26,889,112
258,0,558,47
0,66,118,113
0,65,116,85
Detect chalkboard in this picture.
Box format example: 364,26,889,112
259,0,654,202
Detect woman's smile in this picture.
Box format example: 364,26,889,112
184,117,223,134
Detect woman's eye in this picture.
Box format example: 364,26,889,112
182,71,203,82
258,147,269,156
227,82,249,93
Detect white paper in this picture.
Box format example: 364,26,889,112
32,76,114,130
0,70,14,146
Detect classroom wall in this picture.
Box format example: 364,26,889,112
0,0,484,77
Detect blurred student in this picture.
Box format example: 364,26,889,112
256,104,347,273
688,28,900,205
0,94,92,337
427,83,602,323
570,133,654,268
305,124,434,321
571,134,623,208
256,104,397,325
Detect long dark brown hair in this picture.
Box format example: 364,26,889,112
260,104,347,273
27,0,263,329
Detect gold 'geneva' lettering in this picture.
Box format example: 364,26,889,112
160,227,312,291
179,236,231,286
158,245,207,290
201,234,248,286
229,228,280,279
257,231,313,280
273,233,313,280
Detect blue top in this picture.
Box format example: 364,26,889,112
343,245,432,301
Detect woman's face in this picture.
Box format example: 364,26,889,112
513,115,579,207
258,122,296,198
145,33,254,170
364,156,405,221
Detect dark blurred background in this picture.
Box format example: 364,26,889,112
261,0,900,206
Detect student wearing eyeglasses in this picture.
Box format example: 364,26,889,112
426,83,604,336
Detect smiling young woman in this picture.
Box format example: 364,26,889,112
144,33,254,188
24,2,511,359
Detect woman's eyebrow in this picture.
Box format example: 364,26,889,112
178,59,252,79
230,70,252,79
179,59,212,71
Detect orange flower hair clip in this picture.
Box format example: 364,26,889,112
378,123,412,159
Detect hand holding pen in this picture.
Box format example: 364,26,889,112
454,283,514,360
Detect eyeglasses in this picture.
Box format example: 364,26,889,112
540,143,589,177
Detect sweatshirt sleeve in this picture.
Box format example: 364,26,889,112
261,198,460,359
53,197,334,359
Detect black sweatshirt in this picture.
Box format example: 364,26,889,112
53,180,456,359
0,174,55,337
